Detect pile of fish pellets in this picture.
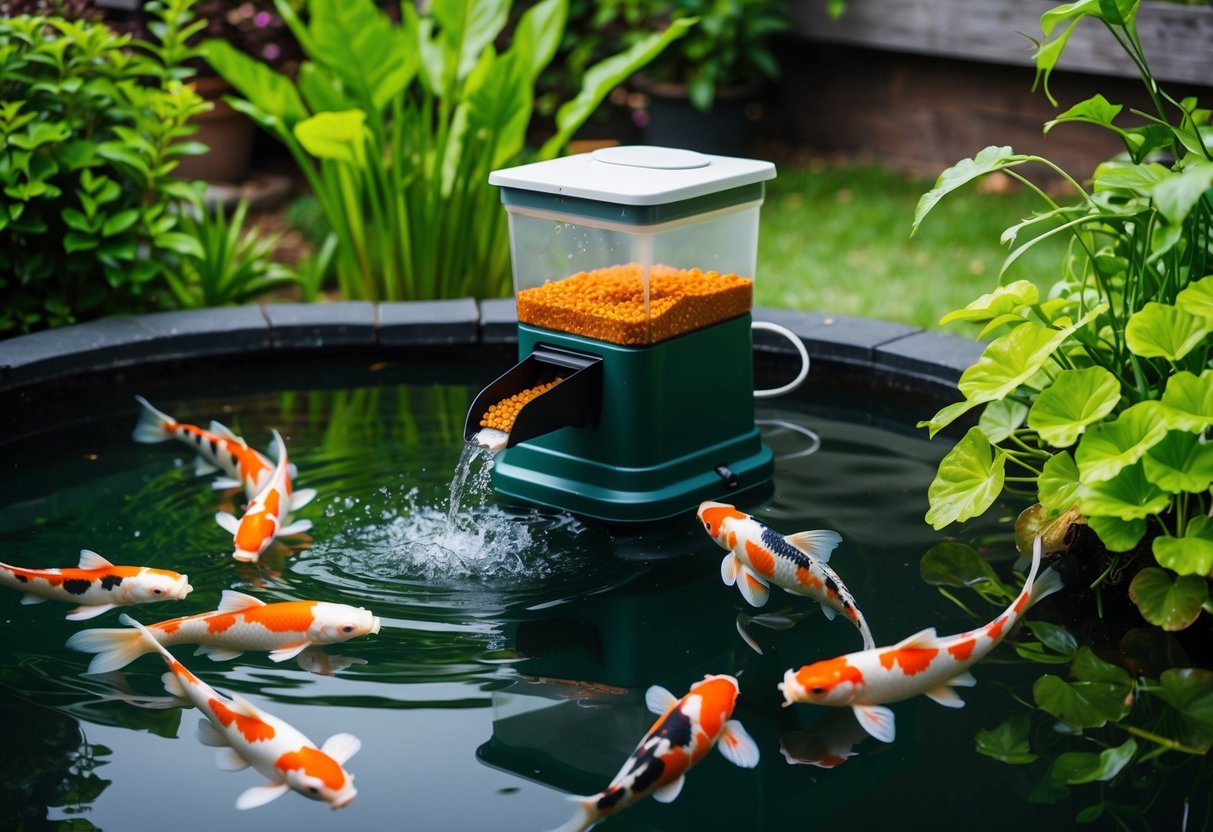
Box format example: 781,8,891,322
516,263,752,345
479,378,563,432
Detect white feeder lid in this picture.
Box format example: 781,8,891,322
489,146,776,206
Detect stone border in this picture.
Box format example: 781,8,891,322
0,301,982,395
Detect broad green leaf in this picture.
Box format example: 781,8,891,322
294,110,368,164
153,231,204,259
920,541,1008,594
1079,461,1170,521
1027,367,1121,448
1043,93,1122,134
1075,401,1169,482
1025,620,1079,657
1176,275,1213,320
1038,452,1081,514
979,399,1028,443
939,280,1039,325
1152,516,1213,577
975,715,1037,765
433,0,510,88
1129,568,1208,631
464,49,530,168
1093,160,1170,193
1160,370,1213,432
202,39,307,125
100,208,138,237
60,206,93,233
63,231,97,253
925,427,1007,530
979,313,1030,340
306,0,415,112
1088,514,1146,552
918,399,979,440
1150,161,1213,225
1034,648,1132,729
509,0,566,82
913,146,1019,234
1144,432,1213,494
1051,739,1137,785
1125,302,1209,361
1155,668,1213,751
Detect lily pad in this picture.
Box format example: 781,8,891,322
1074,401,1169,482
925,427,1007,530
1087,514,1146,553
1128,568,1208,631
1176,275,1213,320
975,714,1037,764
1160,370,1213,432
1079,462,1171,521
1050,739,1137,785
940,280,1039,325
979,399,1028,443
1034,648,1132,729
1038,452,1081,514
1152,516,1213,577
1154,668,1213,752
1143,432,1213,494
1125,302,1210,361
1027,366,1121,448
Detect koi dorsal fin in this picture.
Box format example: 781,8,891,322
893,627,938,650
217,590,266,613
228,693,269,721
645,685,678,716
208,420,243,444
78,549,114,570
321,732,362,765
784,530,843,563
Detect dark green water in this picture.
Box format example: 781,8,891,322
0,358,1187,831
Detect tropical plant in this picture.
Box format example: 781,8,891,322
202,0,693,303
0,4,209,337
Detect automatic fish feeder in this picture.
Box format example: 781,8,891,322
465,146,777,524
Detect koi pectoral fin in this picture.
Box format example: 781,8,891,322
720,552,740,587
196,719,229,748
717,719,761,769
215,747,251,771
20,594,47,605
235,783,290,810
268,642,310,663
852,704,896,743
644,685,678,716
735,614,764,655
924,685,967,708
651,774,685,804
279,519,313,537
818,602,836,621
66,604,116,621
737,566,770,608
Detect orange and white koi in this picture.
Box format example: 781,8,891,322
779,536,1062,743
0,550,192,620
123,615,360,810
698,501,873,650
550,674,759,832
216,430,314,563
67,589,380,674
133,395,279,500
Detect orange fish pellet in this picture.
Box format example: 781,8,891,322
479,378,564,433
516,264,753,345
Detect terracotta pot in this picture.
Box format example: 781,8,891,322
173,74,255,184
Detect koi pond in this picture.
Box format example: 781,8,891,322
0,350,1197,831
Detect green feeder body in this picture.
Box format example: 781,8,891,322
468,147,777,524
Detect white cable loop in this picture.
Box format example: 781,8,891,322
751,320,810,399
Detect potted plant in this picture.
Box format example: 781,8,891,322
629,0,791,155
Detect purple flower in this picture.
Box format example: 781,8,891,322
253,10,272,27
263,43,281,61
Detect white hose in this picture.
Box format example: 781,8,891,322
752,320,810,398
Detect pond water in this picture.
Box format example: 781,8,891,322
0,354,1179,831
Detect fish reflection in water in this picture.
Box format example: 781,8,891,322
517,675,630,708
780,710,871,769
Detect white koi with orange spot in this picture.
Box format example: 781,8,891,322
697,501,873,650
779,536,1062,743
548,674,759,832
122,615,360,810
0,550,192,620
216,430,315,563
133,396,280,500
67,590,380,673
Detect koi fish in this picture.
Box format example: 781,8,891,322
697,501,874,650
550,674,759,832
66,589,381,674
0,550,192,620
216,430,314,563
133,395,279,500
778,536,1062,743
122,614,360,810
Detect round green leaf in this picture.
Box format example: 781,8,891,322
1155,668,1213,752
1050,739,1137,785
1038,452,1081,514
958,320,1074,406
1176,275,1213,320
1024,620,1078,658
925,427,1007,530
1129,567,1209,631
294,110,369,163
940,279,1039,325
1026,367,1121,448
1033,648,1132,729
1143,432,1213,494
1125,302,1210,361
979,398,1028,443
1075,401,1169,482
1088,514,1146,552
1079,462,1171,521
1152,516,1213,577
1160,370,1213,433
975,714,1037,765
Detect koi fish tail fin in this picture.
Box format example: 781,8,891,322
132,395,175,443
65,627,152,674
545,796,599,832
1028,566,1064,609
854,612,877,651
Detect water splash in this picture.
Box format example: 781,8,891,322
447,442,495,527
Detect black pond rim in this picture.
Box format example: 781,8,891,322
0,300,981,423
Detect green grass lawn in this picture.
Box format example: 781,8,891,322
757,161,1065,331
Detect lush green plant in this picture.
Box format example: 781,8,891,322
164,201,297,308
0,5,209,337
203,0,693,303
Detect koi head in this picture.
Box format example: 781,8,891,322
697,502,747,550
278,741,358,809
310,603,382,644
778,658,864,708
688,674,742,728
232,507,277,563
127,569,193,604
